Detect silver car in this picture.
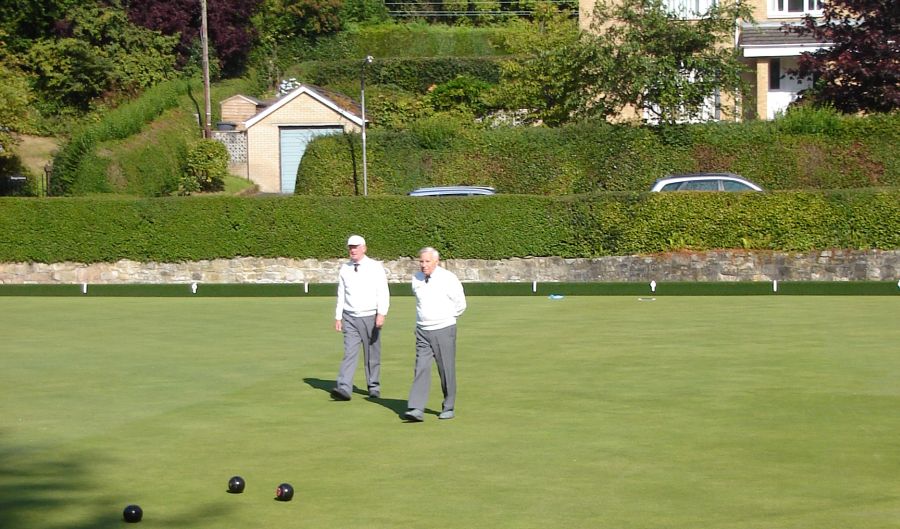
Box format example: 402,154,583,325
651,173,763,192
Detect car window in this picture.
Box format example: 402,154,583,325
680,180,719,191
722,180,755,191
660,182,682,191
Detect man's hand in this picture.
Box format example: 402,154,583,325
335,319,342,332
375,314,386,328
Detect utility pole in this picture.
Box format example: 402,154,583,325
201,0,212,138
360,55,373,196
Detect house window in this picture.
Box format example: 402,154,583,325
769,58,781,90
665,0,716,19
771,0,823,17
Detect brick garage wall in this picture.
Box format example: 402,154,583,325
1,250,897,284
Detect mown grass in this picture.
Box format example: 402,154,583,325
1,296,898,529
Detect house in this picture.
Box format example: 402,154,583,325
578,0,830,120
214,85,364,194
739,0,827,119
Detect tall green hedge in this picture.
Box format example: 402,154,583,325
294,56,503,94
290,23,512,61
3,190,898,263
297,112,900,196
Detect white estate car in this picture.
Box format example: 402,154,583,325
651,173,764,192
408,185,497,197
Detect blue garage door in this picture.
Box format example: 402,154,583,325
280,126,343,194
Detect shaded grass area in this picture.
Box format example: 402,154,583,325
1,297,899,529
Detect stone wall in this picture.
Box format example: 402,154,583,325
1,250,897,284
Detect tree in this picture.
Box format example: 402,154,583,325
0,0,82,51
249,0,343,91
590,0,753,125
786,0,899,113
26,3,178,111
127,0,262,76
495,4,610,126
497,0,753,126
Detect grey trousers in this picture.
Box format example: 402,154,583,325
335,313,381,394
407,325,457,413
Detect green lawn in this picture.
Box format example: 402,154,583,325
1,296,898,529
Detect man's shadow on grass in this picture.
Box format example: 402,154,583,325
303,377,410,416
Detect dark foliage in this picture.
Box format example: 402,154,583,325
126,0,262,75
786,0,899,113
0,0,80,50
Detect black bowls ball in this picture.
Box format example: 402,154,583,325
228,476,246,494
123,504,143,523
275,483,294,502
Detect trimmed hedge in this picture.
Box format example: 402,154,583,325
2,190,898,263
297,112,900,195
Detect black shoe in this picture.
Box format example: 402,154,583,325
330,387,351,401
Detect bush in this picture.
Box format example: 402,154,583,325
182,140,229,195
425,75,494,114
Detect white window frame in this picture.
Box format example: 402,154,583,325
769,0,823,19
664,0,717,19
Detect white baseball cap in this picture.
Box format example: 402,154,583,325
347,235,366,246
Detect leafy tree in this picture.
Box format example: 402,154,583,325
127,0,262,76
26,3,178,111
0,0,82,51
497,0,753,126
0,37,37,137
495,4,608,126
249,0,343,90
589,0,753,125
786,0,899,113
339,0,389,24
28,38,115,111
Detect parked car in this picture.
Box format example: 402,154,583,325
650,173,763,192
408,185,497,197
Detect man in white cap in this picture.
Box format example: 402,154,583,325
331,235,390,400
403,246,466,421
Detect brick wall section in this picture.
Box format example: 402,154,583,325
1,250,897,284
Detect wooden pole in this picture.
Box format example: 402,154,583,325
201,0,212,138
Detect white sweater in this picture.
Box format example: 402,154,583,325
335,256,390,319
412,266,466,330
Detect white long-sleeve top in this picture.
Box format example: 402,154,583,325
412,266,466,330
335,256,390,320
